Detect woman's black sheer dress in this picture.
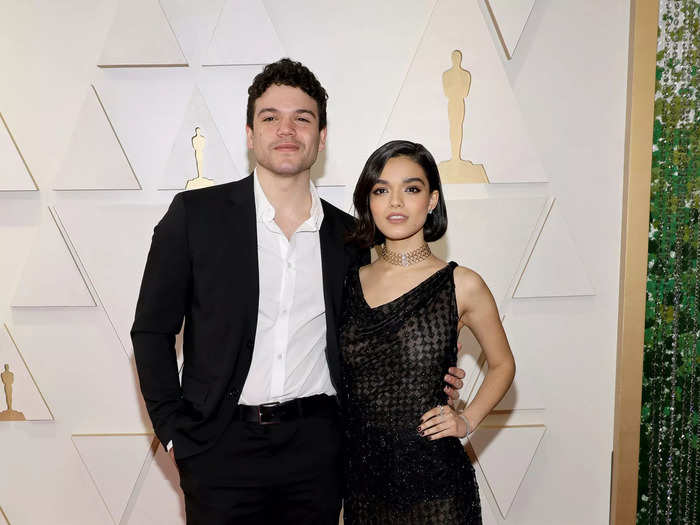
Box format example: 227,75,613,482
339,262,482,525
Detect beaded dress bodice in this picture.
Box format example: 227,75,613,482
339,262,481,525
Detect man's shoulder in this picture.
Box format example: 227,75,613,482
175,176,252,209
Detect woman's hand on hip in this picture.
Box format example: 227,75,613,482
417,404,469,440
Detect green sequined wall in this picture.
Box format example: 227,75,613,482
636,1,699,523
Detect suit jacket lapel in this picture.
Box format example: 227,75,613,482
319,201,348,393
319,200,345,322
226,175,260,389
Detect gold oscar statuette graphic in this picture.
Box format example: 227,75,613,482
438,50,489,184
185,127,215,190
0,364,25,421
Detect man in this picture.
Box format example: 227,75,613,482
132,58,464,524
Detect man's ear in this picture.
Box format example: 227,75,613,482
246,125,254,150
318,127,327,152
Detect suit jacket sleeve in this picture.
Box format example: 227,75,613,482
131,193,191,449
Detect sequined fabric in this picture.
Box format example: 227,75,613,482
339,262,482,524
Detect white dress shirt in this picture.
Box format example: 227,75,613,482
238,171,335,405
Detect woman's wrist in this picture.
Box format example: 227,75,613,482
458,412,472,437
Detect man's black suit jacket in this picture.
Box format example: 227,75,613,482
131,174,367,460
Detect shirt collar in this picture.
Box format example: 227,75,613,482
253,169,324,232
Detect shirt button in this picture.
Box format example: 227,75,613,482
277,354,283,360
287,262,293,269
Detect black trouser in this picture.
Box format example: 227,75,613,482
176,408,342,524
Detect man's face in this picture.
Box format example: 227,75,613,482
246,85,327,177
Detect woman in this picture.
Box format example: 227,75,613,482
340,140,515,524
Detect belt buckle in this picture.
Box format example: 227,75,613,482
258,401,281,425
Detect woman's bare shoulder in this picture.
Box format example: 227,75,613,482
453,265,487,294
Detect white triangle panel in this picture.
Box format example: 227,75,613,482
199,65,264,178
98,0,187,67
127,442,186,525
264,0,436,185
159,88,240,189
12,209,96,307
434,196,548,307
316,185,349,213
160,0,226,64
203,0,284,65
55,203,169,355
470,425,545,518
0,113,37,190
485,0,536,59
53,86,141,190
514,200,594,298
72,434,153,523
0,324,53,421
381,0,546,183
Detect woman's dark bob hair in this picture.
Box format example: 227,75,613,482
348,140,448,248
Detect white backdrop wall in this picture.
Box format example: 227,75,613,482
0,1,629,523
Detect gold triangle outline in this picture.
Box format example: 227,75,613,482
11,207,99,308
51,204,146,359
0,505,12,525
54,85,142,191
0,112,39,191
483,0,536,60
48,206,99,306
2,323,55,420
484,0,513,60
50,206,104,311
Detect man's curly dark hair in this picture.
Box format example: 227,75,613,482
246,58,328,130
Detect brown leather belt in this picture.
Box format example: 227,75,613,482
236,394,338,425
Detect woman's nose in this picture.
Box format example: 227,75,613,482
390,193,403,207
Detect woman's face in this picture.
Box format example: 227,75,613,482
369,156,439,243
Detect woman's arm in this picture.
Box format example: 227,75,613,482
454,267,515,433
419,266,515,439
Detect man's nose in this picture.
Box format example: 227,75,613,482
277,116,295,135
